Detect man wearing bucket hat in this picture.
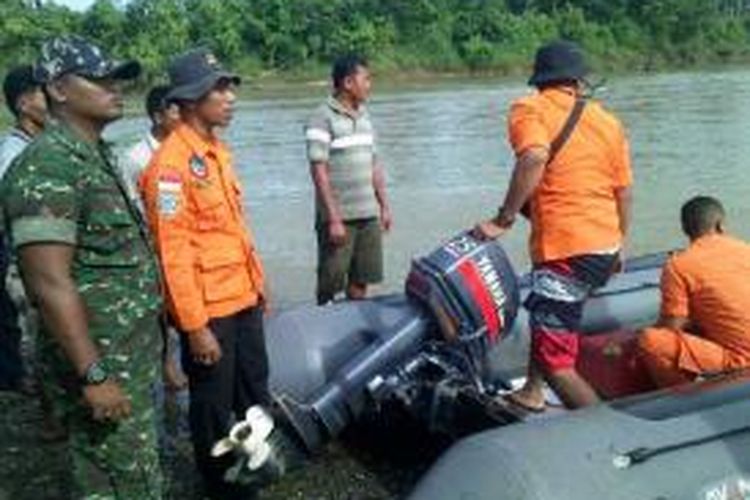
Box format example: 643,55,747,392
0,36,165,497
476,40,633,410
140,48,270,499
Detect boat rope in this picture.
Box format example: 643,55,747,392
612,424,750,469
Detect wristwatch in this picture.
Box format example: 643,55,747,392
81,360,109,386
494,207,516,229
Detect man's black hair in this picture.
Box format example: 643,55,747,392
681,195,725,239
331,54,368,90
3,65,39,118
536,78,578,91
145,85,172,121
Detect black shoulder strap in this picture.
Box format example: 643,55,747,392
518,97,587,219
547,97,586,164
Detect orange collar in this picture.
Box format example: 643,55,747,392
174,122,230,165
692,232,727,247
174,122,220,155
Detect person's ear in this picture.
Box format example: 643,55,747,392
167,103,180,117
717,220,725,233
343,74,355,92
45,80,67,105
16,93,30,116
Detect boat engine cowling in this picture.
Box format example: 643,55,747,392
406,231,520,371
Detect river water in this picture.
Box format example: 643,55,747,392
110,69,750,307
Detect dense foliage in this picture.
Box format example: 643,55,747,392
2,0,750,80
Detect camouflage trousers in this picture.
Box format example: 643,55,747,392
40,321,164,499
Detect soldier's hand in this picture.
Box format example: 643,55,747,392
187,326,222,366
83,380,132,422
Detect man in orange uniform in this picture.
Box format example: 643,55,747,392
476,40,632,410
638,196,750,387
140,48,269,499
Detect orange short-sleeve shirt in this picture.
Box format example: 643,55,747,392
660,234,750,360
508,88,632,263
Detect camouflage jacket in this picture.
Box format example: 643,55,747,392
0,123,163,370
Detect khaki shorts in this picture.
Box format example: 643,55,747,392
316,217,383,300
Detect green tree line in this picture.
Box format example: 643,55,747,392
2,0,750,81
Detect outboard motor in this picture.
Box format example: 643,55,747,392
235,233,522,486
406,231,520,387
377,231,522,435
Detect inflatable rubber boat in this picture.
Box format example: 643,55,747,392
234,232,750,498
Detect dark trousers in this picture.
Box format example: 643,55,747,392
180,306,270,499
0,235,23,390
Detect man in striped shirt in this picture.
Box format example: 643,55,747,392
305,54,392,305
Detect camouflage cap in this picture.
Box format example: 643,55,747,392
34,35,141,83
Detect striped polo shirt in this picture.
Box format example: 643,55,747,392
305,96,379,222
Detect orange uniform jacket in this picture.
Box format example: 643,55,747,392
140,123,264,332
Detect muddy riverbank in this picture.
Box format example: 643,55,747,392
0,389,443,499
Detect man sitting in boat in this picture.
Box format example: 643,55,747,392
639,196,750,387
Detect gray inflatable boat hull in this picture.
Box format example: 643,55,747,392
408,370,750,500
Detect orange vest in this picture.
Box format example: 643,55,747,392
140,122,264,331
508,87,633,263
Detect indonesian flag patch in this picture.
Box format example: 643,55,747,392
157,171,182,216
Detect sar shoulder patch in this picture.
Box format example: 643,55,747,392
189,154,207,178
157,171,182,217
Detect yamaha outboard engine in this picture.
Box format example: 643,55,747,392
406,231,520,386
387,231,521,434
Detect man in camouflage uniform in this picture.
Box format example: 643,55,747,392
0,36,164,498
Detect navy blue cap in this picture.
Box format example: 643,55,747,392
528,40,589,87
166,48,240,102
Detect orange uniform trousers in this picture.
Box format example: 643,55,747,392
638,327,750,387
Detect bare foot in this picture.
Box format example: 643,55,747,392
503,387,546,413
